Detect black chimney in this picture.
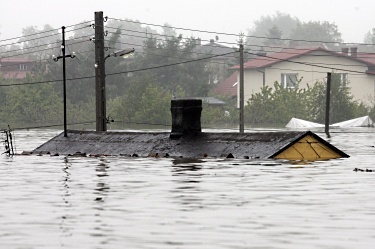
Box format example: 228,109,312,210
350,47,358,57
170,99,202,139
341,47,349,55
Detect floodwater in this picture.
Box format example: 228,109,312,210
1,128,375,249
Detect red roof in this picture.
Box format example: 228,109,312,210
231,47,375,70
357,52,375,65
214,72,237,97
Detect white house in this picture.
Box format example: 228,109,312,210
230,47,375,107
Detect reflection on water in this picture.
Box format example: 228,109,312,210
0,129,375,248
171,160,204,211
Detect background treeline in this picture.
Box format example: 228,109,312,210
1,13,375,130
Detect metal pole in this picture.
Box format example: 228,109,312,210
62,26,67,137
95,11,107,131
325,72,331,138
239,44,244,133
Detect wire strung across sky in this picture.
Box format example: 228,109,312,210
0,16,374,88
0,47,371,88
0,20,94,44
103,28,375,59
107,17,375,47
0,51,236,87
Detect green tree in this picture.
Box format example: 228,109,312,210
246,12,300,49
2,73,63,126
19,25,60,59
364,28,375,44
131,35,211,97
109,73,172,125
308,74,368,123
245,81,308,125
244,75,368,126
264,25,284,46
290,21,342,45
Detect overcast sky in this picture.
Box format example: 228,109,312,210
1,0,374,45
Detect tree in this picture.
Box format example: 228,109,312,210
307,74,368,123
364,28,375,44
264,25,284,46
19,25,60,59
108,73,172,124
290,21,342,45
244,75,368,126
246,12,300,49
130,35,211,97
105,19,159,50
2,73,63,126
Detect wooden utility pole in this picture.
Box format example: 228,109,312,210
239,44,244,133
325,72,331,138
95,11,107,131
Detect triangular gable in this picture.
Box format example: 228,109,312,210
270,131,349,160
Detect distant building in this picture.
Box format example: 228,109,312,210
214,71,238,99
0,58,34,79
229,47,375,107
195,38,235,85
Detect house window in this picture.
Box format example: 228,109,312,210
19,64,27,70
281,73,298,88
333,73,348,88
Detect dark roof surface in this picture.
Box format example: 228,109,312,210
196,41,234,60
32,130,347,159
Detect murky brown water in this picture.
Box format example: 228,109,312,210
1,129,375,248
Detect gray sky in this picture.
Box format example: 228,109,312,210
1,0,374,45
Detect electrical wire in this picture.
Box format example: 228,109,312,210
0,51,235,87
108,41,375,72
103,29,375,62
103,25,375,58
108,17,375,46
106,51,236,77
0,20,93,44
0,45,61,59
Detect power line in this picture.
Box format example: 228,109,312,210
104,24,375,57
108,17,375,46
0,20,93,44
104,29,375,62
107,37,374,71
106,51,236,77
0,51,235,87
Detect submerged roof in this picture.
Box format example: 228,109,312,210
32,130,349,160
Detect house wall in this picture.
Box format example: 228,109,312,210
237,51,375,107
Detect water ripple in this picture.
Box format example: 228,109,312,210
1,129,375,248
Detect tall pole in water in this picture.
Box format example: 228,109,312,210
325,72,331,138
62,26,67,137
239,44,244,133
95,11,107,131
53,26,75,137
